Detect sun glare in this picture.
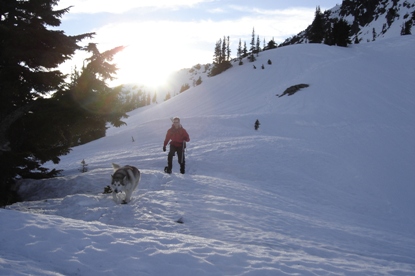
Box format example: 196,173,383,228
99,21,212,89
113,47,176,88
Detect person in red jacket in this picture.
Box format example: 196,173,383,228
163,117,190,174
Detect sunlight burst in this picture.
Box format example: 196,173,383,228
102,21,212,88
113,46,177,88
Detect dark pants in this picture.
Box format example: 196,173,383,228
168,144,185,173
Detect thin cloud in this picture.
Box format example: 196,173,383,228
207,8,227,14
57,0,212,14
90,6,314,45
228,4,332,16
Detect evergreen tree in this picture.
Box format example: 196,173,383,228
212,38,222,64
209,36,232,76
0,1,127,206
33,43,127,146
308,6,325,43
226,36,231,62
164,92,171,101
332,19,351,47
146,93,151,105
249,28,256,62
256,35,260,56
180,83,190,93
221,36,227,63
0,0,88,205
324,24,334,45
267,37,277,49
1,1,92,148
237,39,242,61
243,41,248,58
152,92,157,104
401,20,412,35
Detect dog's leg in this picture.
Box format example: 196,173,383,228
112,192,119,203
124,170,140,203
124,190,132,203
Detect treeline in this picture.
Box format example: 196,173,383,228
306,6,351,46
115,85,157,112
280,6,352,47
209,28,278,76
209,36,232,76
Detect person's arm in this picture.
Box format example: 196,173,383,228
163,130,171,147
183,129,190,142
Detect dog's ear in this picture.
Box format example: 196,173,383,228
112,163,120,170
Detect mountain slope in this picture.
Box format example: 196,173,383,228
3,36,415,275
282,0,415,45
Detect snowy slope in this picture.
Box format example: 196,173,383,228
2,36,415,275
328,0,415,42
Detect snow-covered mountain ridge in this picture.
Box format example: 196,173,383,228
2,35,415,275
282,0,415,45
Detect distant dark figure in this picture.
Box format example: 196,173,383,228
261,64,264,69
254,119,260,130
267,59,272,65
253,65,256,69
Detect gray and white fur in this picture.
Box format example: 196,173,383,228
111,163,140,204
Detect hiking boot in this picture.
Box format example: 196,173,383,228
180,166,185,174
164,166,172,174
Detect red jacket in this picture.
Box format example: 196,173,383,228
164,124,190,147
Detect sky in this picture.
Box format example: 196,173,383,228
54,0,341,87
2,34,415,275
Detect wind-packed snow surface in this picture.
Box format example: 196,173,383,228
2,36,415,275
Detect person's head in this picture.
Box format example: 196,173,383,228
173,117,180,128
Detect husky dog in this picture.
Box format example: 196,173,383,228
111,163,140,204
